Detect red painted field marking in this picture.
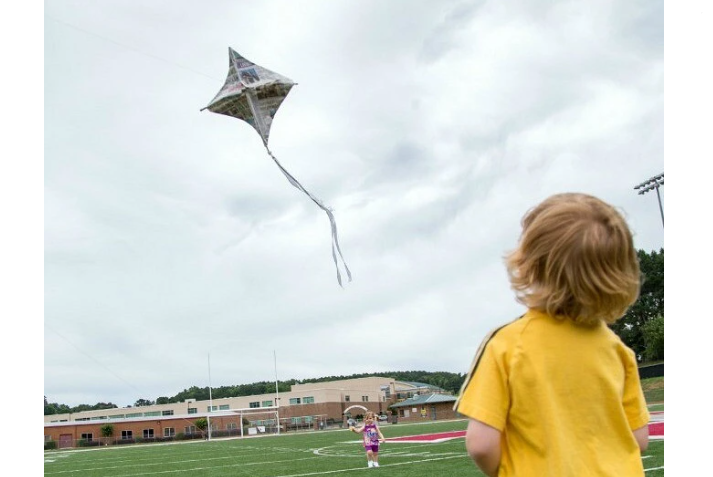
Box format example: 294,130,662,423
386,431,466,443
385,420,663,444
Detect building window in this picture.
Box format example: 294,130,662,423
188,407,197,414
289,398,301,405
291,417,302,424
249,402,260,408
143,429,154,439
207,405,218,412
219,404,229,410
164,428,175,437
345,395,350,402
162,410,174,416
303,396,315,404
185,426,196,435
126,412,142,418
121,430,133,440
45,435,51,442
81,433,93,442
227,423,237,430
262,400,273,407
362,396,369,402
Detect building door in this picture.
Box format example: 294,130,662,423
59,434,73,449
430,406,437,420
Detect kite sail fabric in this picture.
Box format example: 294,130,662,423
203,47,294,146
202,48,352,287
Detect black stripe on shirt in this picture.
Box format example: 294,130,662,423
453,315,523,412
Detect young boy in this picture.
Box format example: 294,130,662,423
350,411,386,468
454,193,650,476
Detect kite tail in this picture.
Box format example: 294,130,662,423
264,145,352,287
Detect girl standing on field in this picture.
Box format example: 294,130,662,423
350,411,385,468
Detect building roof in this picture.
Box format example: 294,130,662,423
388,393,456,408
394,381,445,391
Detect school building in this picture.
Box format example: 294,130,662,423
44,376,456,449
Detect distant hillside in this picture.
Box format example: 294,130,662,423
168,371,466,404
44,371,465,415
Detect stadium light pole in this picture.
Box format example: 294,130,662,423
207,353,213,441
274,350,281,436
634,173,664,227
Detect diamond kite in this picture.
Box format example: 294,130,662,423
202,48,351,286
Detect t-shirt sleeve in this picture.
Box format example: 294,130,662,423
622,346,650,430
455,335,510,432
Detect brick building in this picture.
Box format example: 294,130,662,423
44,377,452,448
388,393,458,423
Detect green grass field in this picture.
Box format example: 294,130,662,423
44,418,663,476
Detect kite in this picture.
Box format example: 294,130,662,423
202,48,352,286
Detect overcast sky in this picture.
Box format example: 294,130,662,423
39,0,667,408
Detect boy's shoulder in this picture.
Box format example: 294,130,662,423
490,309,624,348
486,312,531,339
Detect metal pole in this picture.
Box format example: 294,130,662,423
207,352,213,441
274,350,280,435
655,184,664,227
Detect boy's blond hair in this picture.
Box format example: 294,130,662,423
505,193,640,326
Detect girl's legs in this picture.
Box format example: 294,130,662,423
366,449,374,467
372,451,380,467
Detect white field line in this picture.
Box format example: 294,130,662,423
269,455,467,477
45,444,317,471
645,466,664,472
43,454,321,475
315,440,463,458
46,454,468,477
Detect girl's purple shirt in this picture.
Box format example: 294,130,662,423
362,422,380,446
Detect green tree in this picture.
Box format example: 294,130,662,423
100,424,114,445
611,248,664,361
641,314,664,361
195,417,208,434
44,397,71,416
134,398,155,407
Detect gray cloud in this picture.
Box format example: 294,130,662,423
43,0,663,407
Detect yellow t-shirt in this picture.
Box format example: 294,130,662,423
455,309,650,476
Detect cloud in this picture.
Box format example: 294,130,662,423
42,0,664,407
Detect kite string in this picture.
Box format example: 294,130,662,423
264,145,352,287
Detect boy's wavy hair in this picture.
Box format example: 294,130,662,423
505,193,641,326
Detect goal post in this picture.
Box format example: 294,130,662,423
208,407,280,438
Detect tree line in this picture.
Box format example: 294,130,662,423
611,248,664,362
45,249,663,416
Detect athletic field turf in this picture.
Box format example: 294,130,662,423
44,419,664,476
